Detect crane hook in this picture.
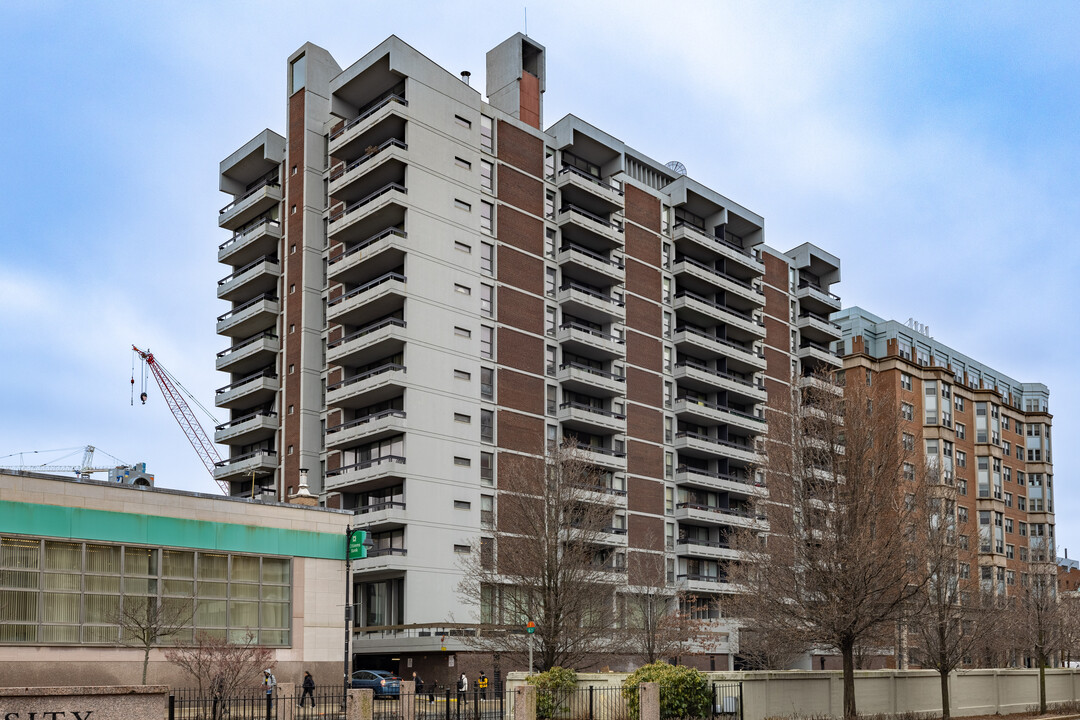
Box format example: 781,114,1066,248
140,392,148,405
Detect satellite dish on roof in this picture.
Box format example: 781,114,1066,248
665,161,687,176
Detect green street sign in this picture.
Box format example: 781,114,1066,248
347,530,368,560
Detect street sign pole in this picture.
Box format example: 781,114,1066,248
526,621,535,674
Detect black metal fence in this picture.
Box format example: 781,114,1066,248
169,687,344,720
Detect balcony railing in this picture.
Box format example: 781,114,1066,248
355,501,406,514
675,290,761,324
217,292,277,323
678,537,731,549
328,272,406,308
366,547,407,558
674,326,763,357
675,431,757,454
558,164,624,195
329,182,407,224
673,220,751,257
559,204,623,231
798,279,841,302
676,502,754,518
327,317,406,350
559,242,624,268
676,396,765,424
215,449,277,468
216,369,277,395
327,363,406,392
600,527,629,535
674,256,761,293
219,218,281,251
673,361,761,390
559,402,626,420
329,138,408,181
559,322,625,345
327,409,406,435
799,311,841,330
572,482,628,497
329,227,407,265
330,93,408,140
676,465,760,488
559,362,625,382
217,254,279,287
216,331,278,359
677,573,726,583
800,340,841,357
219,177,280,216
327,454,406,477
560,281,624,307
215,411,277,432
572,443,626,458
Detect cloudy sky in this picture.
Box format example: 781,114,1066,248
2,2,1077,551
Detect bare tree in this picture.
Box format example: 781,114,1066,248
166,630,273,714
1016,561,1067,713
457,441,623,670
907,482,1001,720
735,626,805,670
726,369,929,720
621,550,711,664
113,595,194,684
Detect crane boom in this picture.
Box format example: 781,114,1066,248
133,346,228,494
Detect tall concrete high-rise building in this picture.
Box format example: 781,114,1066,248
210,33,845,671
836,308,1055,606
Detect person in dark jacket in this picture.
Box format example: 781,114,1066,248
300,671,315,708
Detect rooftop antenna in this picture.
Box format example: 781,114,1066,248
524,7,527,36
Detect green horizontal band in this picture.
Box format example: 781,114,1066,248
0,500,344,559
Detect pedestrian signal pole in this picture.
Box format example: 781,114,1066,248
344,526,372,703
526,620,536,674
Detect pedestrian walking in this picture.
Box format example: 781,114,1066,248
300,670,315,708
477,672,488,700
263,669,277,711
457,672,468,707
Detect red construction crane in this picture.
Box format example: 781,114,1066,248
132,345,227,494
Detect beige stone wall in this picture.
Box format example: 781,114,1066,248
0,685,169,719
506,669,1080,720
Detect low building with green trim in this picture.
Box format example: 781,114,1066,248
0,470,351,688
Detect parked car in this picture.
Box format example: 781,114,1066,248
351,670,401,697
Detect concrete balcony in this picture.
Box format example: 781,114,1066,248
325,410,407,451
327,318,407,369
328,182,408,243
797,374,844,396
218,218,282,266
326,363,407,409
558,402,627,435
555,165,624,213
329,138,408,205
556,282,625,325
672,327,766,372
327,272,406,327
327,227,407,285
674,466,765,498
214,370,279,410
556,322,626,360
556,243,625,285
218,180,282,232
675,539,740,562
671,257,764,308
673,397,766,435
352,547,409,574
673,362,766,405
572,483,628,508
325,455,407,493
797,341,843,369
676,574,739,595
217,256,280,303
556,204,624,246
216,293,279,338
352,501,408,531
675,502,761,531
795,281,841,315
570,443,627,472
672,222,764,276
673,292,765,340
214,450,277,482
329,92,409,157
674,431,761,465
556,362,626,397
215,332,279,375
214,411,278,446
797,312,842,344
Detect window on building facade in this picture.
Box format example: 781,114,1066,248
901,373,912,391
480,243,494,274
480,160,493,192
480,115,493,153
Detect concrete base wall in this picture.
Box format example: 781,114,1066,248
0,685,169,720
